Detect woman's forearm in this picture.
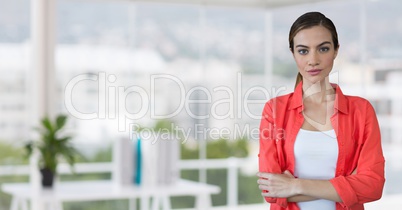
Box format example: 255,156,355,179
295,179,342,202
287,195,318,202
291,169,355,202
258,171,343,203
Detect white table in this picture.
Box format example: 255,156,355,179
1,179,220,210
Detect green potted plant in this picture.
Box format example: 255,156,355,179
25,114,78,187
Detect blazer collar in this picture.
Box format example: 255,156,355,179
288,81,349,114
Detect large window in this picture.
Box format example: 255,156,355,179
0,0,30,148
56,1,268,154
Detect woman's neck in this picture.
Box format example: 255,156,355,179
302,79,335,104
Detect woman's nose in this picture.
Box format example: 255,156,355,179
308,52,320,66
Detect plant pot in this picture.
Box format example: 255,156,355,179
40,168,55,187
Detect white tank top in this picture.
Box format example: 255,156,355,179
294,128,338,210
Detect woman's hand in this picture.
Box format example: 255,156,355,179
257,170,299,198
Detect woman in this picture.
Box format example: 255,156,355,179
257,12,385,210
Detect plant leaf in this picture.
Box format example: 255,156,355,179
55,115,67,131
41,116,53,133
24,142,33,158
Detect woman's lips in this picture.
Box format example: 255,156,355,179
307,69,322,76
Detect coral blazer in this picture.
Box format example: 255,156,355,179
258,82,385,210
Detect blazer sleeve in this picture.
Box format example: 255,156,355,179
259,100,288,208
330,101,385,208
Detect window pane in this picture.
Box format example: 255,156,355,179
0,0,30,146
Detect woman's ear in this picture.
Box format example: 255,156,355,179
289,47,293,53
334,44,340,59
290,48,295,58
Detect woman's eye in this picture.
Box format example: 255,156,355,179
298,49,308,55
319,47,330,52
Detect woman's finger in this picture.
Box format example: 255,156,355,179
257,178,271,186
258,184,270,191
257,172,273,179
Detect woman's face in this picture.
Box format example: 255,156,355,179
292,25,338,85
